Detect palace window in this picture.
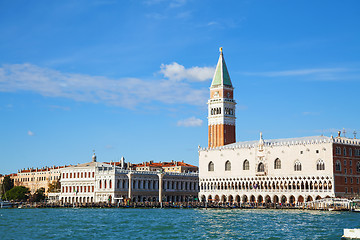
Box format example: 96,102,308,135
208,161,214,172
274,158,281,169
257,162,264,172
344,147,347,156
345,177,347,184
355,149,360,156
344,160,347,166
243,160,250,170
357,162,360,173
336,147,341,155
294,161,302,171
316,159,325,171
225,160,231,171
349,148,353,157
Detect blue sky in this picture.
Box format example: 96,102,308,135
1,0,360,174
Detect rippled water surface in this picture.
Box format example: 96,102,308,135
0,208,359,239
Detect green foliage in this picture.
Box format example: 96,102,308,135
5,186,29,201
29,187,45,202
48,180,61,193
2,176,14,192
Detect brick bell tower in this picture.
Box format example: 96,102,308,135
208,47,236,148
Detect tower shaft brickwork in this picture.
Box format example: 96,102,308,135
208,48,236,148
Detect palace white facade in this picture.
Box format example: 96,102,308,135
198,49,360,204
199,134,360,204
59,154,199,204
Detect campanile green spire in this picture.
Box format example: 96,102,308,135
210,47,233,88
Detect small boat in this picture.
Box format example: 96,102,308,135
342,229,360,239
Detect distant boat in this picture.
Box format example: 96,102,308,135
342,229,360,239
0,199,11,209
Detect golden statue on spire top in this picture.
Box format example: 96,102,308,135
219,47,223,53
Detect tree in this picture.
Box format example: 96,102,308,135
30,187,45,202
1,176,14,199
5,186,29,202
2,176,14,192
48,180,61,193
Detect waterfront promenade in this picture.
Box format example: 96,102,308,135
8,199,357,212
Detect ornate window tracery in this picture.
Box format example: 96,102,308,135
258,162,264,172
243,160,249,170
274,158,281,169
316,159,325,170
294,161,302,171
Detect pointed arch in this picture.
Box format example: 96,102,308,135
243,159,250,170
208,161,214,171
225,160,231,171
274,158,281,169
294,161,302,171
316,159,325,170
257,162,264,172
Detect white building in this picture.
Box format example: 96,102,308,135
59,154,199,204
199,49,360,204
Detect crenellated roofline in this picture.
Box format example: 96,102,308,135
199,135,360,152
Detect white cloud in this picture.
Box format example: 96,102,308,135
160,62,214,82
177,117,203,127
28,130,35,136
0,63,210,108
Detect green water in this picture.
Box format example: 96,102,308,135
0,208,359,239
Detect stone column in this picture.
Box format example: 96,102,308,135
158,173,164,202
127,172,133,200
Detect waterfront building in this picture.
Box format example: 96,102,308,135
59,154,199,204
13,166,63,194
198,49,360,204
133,160,198,173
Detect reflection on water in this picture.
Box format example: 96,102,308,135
0,208,358,240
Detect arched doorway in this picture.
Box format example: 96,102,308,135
298,195,304,203
265,195,271,203
273,195,279,203
281,195,287,204
250,195,256,203
289,195,295,204
257,195,263,203
242,195,248,203
306,196,313,202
